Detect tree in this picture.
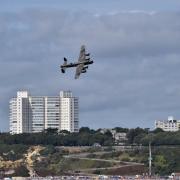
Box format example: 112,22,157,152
104,130,113,137
127,127,148,144
79,127,91,134
153,128,164,134
44,128,58,135
59,130,70,135
154,155,168,175
113,127,128,133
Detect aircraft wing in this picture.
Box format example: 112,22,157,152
78,45,86,62
75,64,84,79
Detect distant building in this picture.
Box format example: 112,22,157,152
155,116,180,132
100,128,127,144
113,132,128,142
9,91,79,134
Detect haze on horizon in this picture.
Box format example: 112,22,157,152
0,0,180,131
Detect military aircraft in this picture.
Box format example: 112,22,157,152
60,45,93,79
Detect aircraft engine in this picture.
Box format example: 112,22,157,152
85,53,90,56
84,66,88,69
85,58,90,61
81,69,87,73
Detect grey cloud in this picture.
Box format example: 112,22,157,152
0,9,180,131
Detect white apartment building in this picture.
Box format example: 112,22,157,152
9,91,79,134
155,116,180,132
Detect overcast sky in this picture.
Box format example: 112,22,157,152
0,1,180,131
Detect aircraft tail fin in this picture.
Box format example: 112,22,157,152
61,57,68,73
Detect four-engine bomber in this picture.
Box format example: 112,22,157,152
60,45,94,79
